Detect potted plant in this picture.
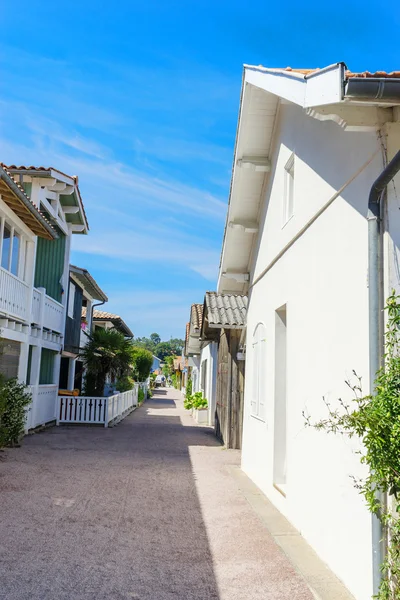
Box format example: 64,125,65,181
191,392,208,424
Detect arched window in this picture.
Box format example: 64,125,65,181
251,323,266,421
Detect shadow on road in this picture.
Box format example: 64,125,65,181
0,393,221,600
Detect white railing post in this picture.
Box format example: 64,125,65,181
56,396,61,425
37,287,46,329
104,397,108,427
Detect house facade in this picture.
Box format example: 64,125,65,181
200,292,246,445
0,164,88,430
217,63,400,600
151,355,162,374
59,265,108,394
90,309,133,338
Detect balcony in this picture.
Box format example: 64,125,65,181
0,266,30,322
0,269,65,336
32,287,64,334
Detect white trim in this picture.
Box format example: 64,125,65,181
244,63,345,109
8,226,14,272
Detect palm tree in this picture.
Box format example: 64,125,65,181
80,328,133,396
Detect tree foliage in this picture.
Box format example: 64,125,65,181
150,333,161,345
80,328,133,396
305,292,400,599
163,355,176,377
134,333,184,361
131,347,153,382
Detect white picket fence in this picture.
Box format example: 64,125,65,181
57,383,147,427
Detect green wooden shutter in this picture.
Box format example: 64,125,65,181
34,233,66,302
39,349,56,385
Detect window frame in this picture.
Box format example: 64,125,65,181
283,153,295,226
68,282,76,318
0,216,24,278
251,322,267,422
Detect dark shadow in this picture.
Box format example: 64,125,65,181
146,397,177,408
152,388,168,395
0,396,221,600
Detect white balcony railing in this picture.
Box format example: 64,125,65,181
32,287,64,333
0,267,30,322
44,294,64,333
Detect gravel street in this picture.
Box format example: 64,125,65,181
0,388,311,600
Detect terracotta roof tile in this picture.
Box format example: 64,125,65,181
82,307,133,338
190,303,203,331
249,65,400,80
184,322,190,355
346,70,400,79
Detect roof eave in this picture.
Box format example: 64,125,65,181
0,167,57,240
70,265,108,302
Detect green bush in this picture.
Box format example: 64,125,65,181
184,391,208,411
184,395,193,410
185,377,192,399
192,392,208,409
138,387,145,404
0,378,32,447
116,375,135,392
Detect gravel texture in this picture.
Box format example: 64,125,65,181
0,388,311,600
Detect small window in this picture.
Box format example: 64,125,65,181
1,224,11,270
283,153,295,225
251,323,266,421
68,282,76,318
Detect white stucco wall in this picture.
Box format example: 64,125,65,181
241,103,393,600
200,342,218,426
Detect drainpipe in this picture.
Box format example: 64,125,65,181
90,300,106,334
368,148,400,596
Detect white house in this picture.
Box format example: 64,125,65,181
185,303,203,396
200,291,247,441
59,265,108,393
89,309,133,338
217,63,400,600
150,355,162,374
0,164,88,430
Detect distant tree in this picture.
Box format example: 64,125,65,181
150,332,161,346
133,336,185,361
154,341,176,361
131,347,153,381
163,355,176,377
134,337,155,352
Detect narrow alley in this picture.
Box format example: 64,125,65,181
0,389,312,600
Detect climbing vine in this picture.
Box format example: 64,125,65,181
304,291,400,599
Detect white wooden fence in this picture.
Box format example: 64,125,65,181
26,384,58,431
57,383,147,427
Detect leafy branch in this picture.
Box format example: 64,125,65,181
305,291,400,599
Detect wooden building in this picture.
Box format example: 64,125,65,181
200,292,247,449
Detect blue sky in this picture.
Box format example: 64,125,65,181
0,0,399,339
